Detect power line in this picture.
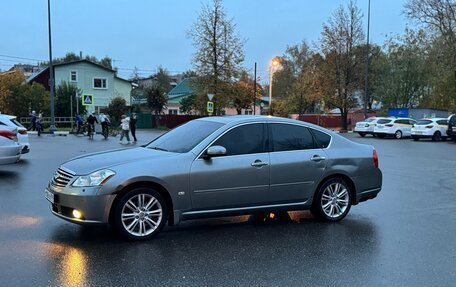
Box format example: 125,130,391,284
0,54,45,62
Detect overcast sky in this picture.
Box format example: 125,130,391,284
0,0,408,80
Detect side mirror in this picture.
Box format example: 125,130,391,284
204,145,227,158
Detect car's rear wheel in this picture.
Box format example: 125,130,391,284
432,131,441,141
311,178,352,222
395,130,402,139
114,188,168,240
358,132,366,137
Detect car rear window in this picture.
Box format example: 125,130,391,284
416,120,432,125
436,120,448,125
10,119,24,128
377,119,391,124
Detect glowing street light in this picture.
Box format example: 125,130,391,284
269,57,281,115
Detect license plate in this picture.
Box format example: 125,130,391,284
414,131,422,134
378,126,383,129
45,189,54,204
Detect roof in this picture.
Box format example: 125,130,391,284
27,59,131,83
168,78,194,99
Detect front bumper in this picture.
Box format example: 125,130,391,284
46,187,116,225
354,127,374,133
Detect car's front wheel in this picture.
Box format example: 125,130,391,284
311,178,352,222
114,188,168,240
395,130,403,139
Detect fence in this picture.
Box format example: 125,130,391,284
297,113,376,129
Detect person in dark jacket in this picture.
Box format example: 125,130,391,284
29,111,37,131
75,114,83,134
130,113,138,143
86,112,98,139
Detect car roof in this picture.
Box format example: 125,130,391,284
0,114,16,120
194,115,333,133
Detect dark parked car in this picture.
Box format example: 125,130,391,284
45,116,383,240
448,114,456,142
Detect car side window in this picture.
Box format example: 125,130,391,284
212,124,265,156
437,120,448,125
310,128,331,148
270,124,315,152
409,120,416,125
0,121,6,126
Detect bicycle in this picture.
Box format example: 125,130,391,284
101,122,109,140
87,123,95,140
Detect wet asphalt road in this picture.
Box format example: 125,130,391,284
0,131,455,287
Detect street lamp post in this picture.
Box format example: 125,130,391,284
364,0,371,119
269,57,280,115
47,0,56,132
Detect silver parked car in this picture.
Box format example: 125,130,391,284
45,116,382,240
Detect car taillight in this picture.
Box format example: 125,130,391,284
385,124,394,127
425,125,433,129
373,149,379,168
0,130,17,141
18,130,27,135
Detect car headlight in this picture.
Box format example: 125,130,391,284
72,169,116,187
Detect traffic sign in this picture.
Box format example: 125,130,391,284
207,101,214,114
207,93,214,101
82,94,94,106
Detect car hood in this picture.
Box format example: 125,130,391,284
61,147,181,175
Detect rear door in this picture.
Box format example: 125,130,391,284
268,123,327,204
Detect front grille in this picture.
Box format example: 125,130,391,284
51,168,75,188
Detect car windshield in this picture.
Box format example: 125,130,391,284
416,120,433,125
377,119,392,124
146,120,224,153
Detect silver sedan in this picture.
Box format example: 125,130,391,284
45,116,382,240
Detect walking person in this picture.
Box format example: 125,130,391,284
130,113,138,143
119,115,131,144
36,111,43,136
29,111,37,131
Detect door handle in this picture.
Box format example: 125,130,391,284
310,155,326,162
251,160,269,167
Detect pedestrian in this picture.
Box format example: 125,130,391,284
130,113,138,143
75,114,83,134
86,112,98,139
29,111,36,131
36,111,43,136
119,115,131,144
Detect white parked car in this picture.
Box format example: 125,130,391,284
0,114,30,154
354,117,388,137
411,118,449,141
0,128,22,165
373,117,417,139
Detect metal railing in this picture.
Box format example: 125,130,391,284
20,117,74,124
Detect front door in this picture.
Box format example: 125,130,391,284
190,123,270,210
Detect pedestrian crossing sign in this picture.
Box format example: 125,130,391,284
82,94,94,106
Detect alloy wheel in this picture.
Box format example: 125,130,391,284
121,193,163,237
320,182,349,219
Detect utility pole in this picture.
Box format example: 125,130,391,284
48,0,56,132
364,0,371,119
253,62,257,115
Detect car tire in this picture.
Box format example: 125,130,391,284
412,136,419,141
114,188,168,241
394,130,402,139
311,178,352,222
432,131,441,141
358,133,366,137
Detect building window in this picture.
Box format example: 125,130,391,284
168,109,178,115
93,78,107,89
70,71,78,82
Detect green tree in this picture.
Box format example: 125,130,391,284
146,84,168,127
55,81,86,117
229,71,262,114
188,0,245,114
179,95,197,114
106,97,127,126
154,66,172,94
321,0,365,130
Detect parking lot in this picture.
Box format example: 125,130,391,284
1,131,455,286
